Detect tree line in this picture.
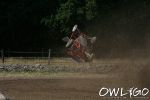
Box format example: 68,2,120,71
0,0,149,52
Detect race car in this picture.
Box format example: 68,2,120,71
63,25,96,62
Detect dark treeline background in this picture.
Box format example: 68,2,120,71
0,0,150,57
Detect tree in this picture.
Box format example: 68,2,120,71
85,0,98,21
41,0,98,34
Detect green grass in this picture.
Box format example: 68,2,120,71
0,57,75,65
0,71,108,79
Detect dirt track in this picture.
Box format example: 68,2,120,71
0,60,149,100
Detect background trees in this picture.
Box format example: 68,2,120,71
41,0,98,39
0,0,149,57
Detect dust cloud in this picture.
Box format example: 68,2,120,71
85,0,150,59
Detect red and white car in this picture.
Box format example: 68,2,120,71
63,25,96,62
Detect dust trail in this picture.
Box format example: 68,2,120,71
85,0,150,59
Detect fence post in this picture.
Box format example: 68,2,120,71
1,50,4,63
48,49,51,65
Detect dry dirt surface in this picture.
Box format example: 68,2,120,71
0,59,149,100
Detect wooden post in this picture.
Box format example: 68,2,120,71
48,49,51,65
1,50,4,63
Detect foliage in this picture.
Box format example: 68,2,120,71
41,0,98,34
85,0,98,20
0,0,148,50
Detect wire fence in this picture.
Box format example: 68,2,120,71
1,48,148,65
0,49,76,65
0,49,53,65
